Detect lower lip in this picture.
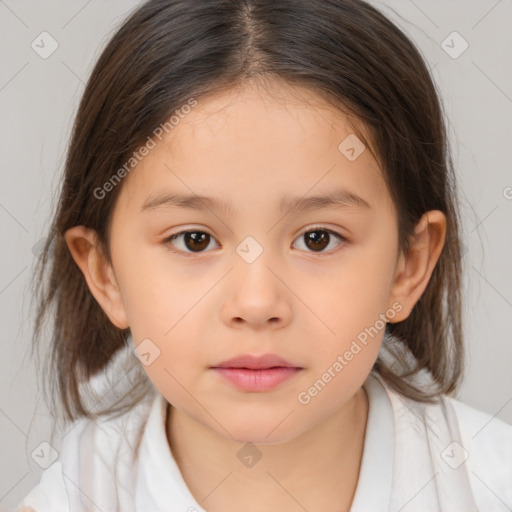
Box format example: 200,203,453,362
211,367,301,392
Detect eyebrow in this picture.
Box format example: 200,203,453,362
140,188,372,215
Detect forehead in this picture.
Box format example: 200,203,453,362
115,80,392,218
167,81,364,153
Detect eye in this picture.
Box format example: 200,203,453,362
164,230,220,255
292,226,346,254
163,226,346,256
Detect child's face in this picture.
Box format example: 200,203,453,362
103,80,403,443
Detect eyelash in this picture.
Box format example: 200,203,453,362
163,225,347,257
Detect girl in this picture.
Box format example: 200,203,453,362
17,0,511,511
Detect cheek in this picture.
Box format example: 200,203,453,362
312,247,396,329
113,243,206,335
294,268,389,415
302,232,398,369
114,246,214,378
127,294,208,409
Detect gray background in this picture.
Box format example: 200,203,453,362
1,0,511,509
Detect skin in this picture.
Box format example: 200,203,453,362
65,78,446,512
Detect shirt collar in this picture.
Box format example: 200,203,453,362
135,392,208,511
350,372,394,510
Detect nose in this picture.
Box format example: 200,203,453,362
220,253,293,331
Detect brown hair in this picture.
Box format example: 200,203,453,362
31,0,464,424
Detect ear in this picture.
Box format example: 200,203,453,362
387,210,446,323
64,226,129,329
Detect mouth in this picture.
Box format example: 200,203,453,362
210,354,303,392
211,353,301,370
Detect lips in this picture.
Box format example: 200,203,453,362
210,354,303,392
211,353,300,370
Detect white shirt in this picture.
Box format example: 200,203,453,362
16,370,512,511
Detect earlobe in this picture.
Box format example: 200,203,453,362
64,226,130,329
387,210,446,323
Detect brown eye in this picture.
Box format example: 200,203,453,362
166,230,219,253
305,230,330,251
183,231,210,251
293,227,345,254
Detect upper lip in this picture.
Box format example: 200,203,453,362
211,354,301,370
